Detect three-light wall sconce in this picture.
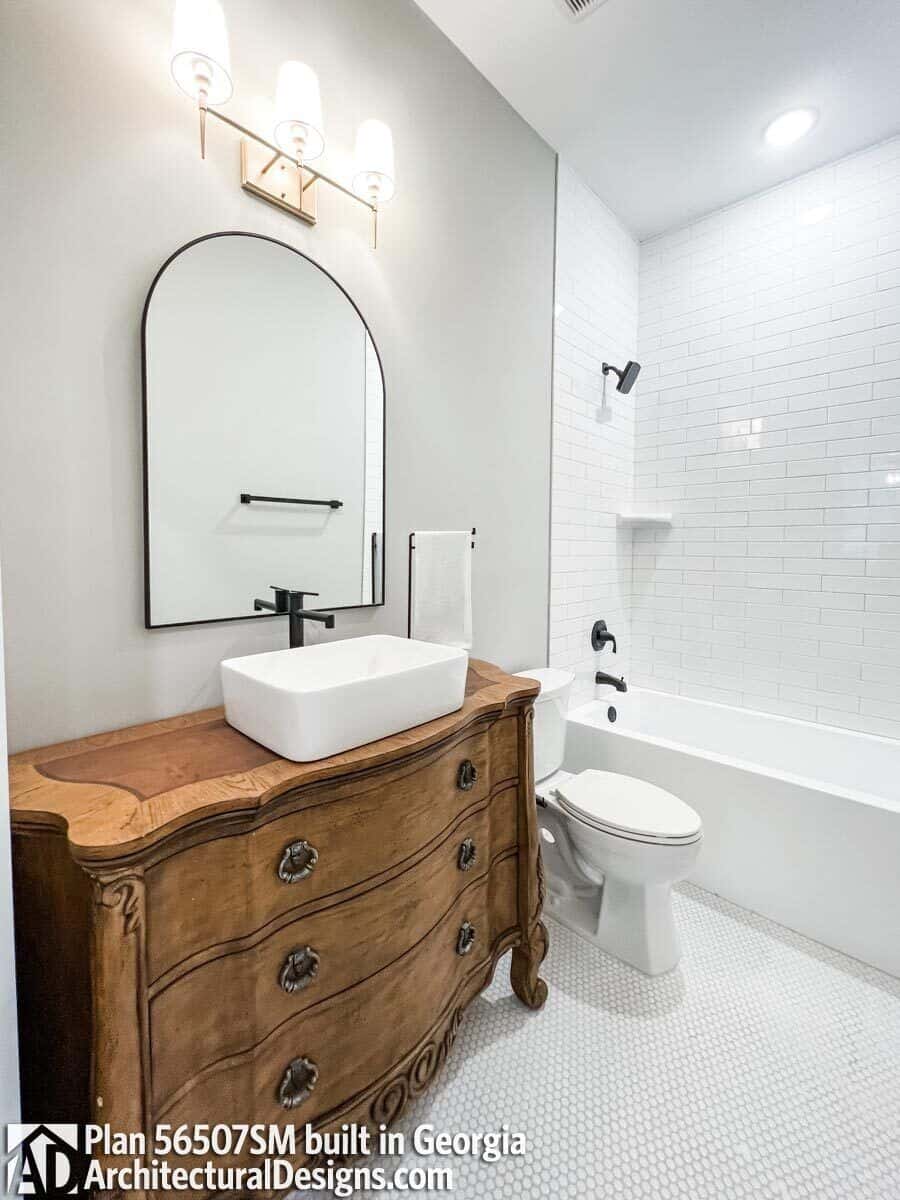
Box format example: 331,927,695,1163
170,0,395,247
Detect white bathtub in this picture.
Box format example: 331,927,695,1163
563,688,900,977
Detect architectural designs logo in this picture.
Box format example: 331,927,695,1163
4,1126,88,1197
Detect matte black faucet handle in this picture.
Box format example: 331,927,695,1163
270,586,319,597
591,619,617,654
268,586,319,615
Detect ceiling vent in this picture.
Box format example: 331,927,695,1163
556,0,609,20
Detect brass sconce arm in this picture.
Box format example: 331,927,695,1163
207,107,376,214
200,107,380,246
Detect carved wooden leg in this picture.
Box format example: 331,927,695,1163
512,701,549,1010
511,919,549,1010
90,870,150,1200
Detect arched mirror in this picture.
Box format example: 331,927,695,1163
142,233,384,628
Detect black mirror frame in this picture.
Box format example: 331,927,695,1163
140,231,386,630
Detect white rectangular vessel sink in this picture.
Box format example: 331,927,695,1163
221,635,469,762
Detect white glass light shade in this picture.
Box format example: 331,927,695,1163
353,119,395,204
170,0,233,105
764,108,817,147
273,62,325,161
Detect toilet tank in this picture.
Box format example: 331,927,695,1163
515,668,574,782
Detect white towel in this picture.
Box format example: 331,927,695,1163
410,531,473,649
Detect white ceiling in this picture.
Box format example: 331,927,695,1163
412,0,900,239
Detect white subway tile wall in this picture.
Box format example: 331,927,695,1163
634,136,900,739
551,165,640,705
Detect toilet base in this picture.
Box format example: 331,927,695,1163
536,780,696,977
546,877,683,976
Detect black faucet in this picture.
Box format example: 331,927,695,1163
595,670,628,693
591,620,617,653
253,587,335,648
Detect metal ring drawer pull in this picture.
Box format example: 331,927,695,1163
457,838,477,872
279,946,320,994
277,840,319,884
456,921,476,956
278,1056,319,1110
457,759,478,791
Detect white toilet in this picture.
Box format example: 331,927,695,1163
518,667,703,976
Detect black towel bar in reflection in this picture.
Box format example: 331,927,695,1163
240,493,343,509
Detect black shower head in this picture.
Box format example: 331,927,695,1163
602,360,642,394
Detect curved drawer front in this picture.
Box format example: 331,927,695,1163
146,717,518,980
150,787,518,1107
155,855,518,1137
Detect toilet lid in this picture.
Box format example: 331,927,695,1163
514,667,574,701
555,770,702,842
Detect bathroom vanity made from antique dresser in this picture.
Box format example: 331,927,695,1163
9,660,546,1182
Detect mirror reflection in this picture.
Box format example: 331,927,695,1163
143,233,384,627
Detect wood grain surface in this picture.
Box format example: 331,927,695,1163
9,660,539,863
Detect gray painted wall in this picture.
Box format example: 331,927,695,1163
0,0,555,751
0,566,20,1121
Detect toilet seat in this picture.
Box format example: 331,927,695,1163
555,769,702,846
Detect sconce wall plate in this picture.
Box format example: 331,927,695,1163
240,139,318,225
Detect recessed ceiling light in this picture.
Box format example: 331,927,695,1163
764,108,817,147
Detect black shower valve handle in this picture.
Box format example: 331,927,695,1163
591,619,617,654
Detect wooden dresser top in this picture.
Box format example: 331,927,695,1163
8,659,538,862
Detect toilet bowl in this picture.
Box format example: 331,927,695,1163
517,667,703,976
